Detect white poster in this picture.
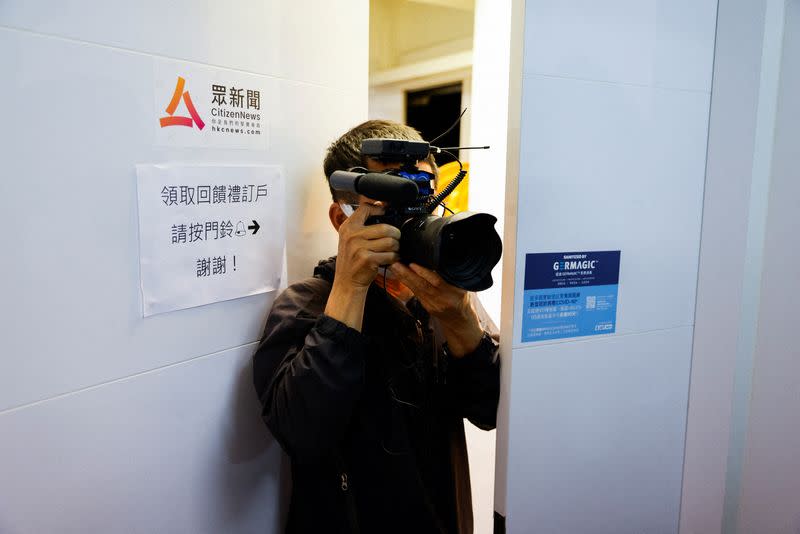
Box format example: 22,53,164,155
153,58,270,150
136,163,285,317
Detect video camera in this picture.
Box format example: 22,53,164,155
330,138,502,291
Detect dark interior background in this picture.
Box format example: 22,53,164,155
405,82,462,167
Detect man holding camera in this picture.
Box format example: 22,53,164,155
253,120,500,534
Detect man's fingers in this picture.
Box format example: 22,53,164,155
346,236,398,254
390,262,429,293
348,202,372,224
372,252,400,266
369,236,400,253
342,224,400,242
349,202,385,225
409,263,445,289
360,223,401,240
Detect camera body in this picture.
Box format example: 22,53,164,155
329,138,436,224
329,138,502,291
363,166,436,227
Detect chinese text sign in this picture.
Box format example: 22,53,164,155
136,163,285,316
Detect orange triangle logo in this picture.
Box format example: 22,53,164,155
159,76,205,130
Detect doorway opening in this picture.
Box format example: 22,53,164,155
405,83,463,166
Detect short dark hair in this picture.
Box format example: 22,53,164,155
323,119,437,202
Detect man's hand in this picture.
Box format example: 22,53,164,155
389,262,483,358
325,203,401,331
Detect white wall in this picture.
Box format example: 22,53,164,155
0,2,366,532
497,1,718,532
734,2,800,532
369,0,474,73
463,0,513,532
677,2,800,533
468,0,512,325
678,1,776,532
367,0,472,147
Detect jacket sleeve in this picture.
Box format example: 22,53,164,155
252,279,368,463
442,295,501,430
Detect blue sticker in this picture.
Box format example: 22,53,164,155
522,251,621,342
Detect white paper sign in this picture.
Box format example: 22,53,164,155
153,58,269,150
136,163,285,316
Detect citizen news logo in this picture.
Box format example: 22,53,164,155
158,75,263,137
160,76,205,130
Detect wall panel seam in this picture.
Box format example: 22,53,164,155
0,341,260,417
511,323,695,351
521,71,712,95
678,0,722,530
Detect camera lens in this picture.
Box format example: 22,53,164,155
399,212,502,291
438,213,501,291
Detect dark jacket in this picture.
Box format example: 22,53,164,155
253,257,500,534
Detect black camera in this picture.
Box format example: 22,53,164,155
329,138,502,291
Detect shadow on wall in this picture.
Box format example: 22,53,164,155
214,355,291,533
292,170,339,282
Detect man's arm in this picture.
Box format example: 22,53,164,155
389,263,501,429
325,202,400,331
444,328,500,429
253,281,369,463
253,203,401,462
388,262,483,356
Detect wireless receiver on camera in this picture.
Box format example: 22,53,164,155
361,138,430,162
329,135,502,292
